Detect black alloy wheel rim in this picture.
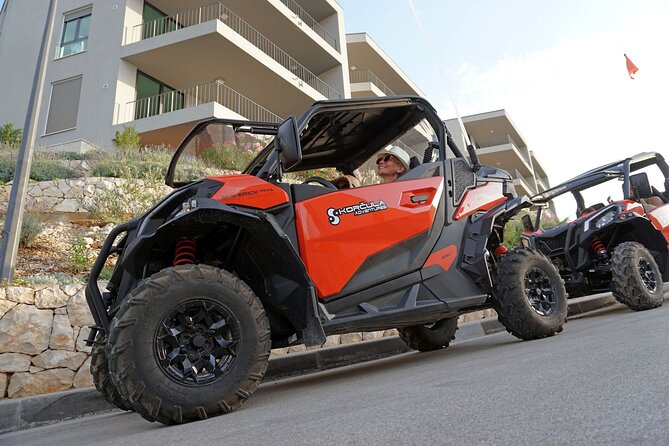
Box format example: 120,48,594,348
524,267,557,316
155,299,239,386
638,257,658,292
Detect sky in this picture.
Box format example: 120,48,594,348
338,0,669,217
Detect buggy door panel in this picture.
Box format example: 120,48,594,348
295,177,444,299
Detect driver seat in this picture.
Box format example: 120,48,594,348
629,172,665,211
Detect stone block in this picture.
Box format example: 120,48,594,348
0,373,6,398
0,304,53,355
0,298,17,319
362,331,384,341
340,332,363,344
42,186,64,198
53,199,80,213
383,329,399,337
75,327,92,353
30,366,45,373
73,357,93,388
5,287,34,305
0,353,32,373
67,289,94,328
7,368,75,398
61,283,83,297
287,344,306,353
270,348,288,356
322,335,341,348
35,287,70,309
32,350,87,371
49,314,75,351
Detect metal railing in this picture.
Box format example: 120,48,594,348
279,0,338,51
123,81,282,123
128,2,341,99
349,69,396,96
475,134,520,149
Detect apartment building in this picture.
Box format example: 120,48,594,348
0,0,553,198
445,110,554,209
0,0,348,149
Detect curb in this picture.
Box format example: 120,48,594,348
0,293,616,433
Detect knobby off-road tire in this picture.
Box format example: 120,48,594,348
611,242,664,311
90,335,133,411
494,249,568,340
398,317,459,352
106,264,271,424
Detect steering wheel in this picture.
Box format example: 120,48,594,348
303,176,338,190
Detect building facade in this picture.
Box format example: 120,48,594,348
0,0,348,149
445,110,551,202
0,0,553,197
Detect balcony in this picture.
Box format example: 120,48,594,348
349,68,396,97
475,134,534,177
122,3,341,118
278,0,338,51
511,169,537,197
114,81,282,147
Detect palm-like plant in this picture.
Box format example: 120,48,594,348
0,123,22,145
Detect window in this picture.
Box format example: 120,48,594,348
45,77,82,134
134,71,183,119
58,7,91,58
142,2,177,39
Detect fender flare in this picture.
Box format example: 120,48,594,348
122,198,326,346
461,196,533,291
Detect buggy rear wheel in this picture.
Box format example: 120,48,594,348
398,317,458,352
494,249,568,340
106,265,271,424
611,242,664,311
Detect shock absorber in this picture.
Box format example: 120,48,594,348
173,238,197,266
591,237,607,257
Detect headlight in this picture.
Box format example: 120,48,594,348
585,206,618,231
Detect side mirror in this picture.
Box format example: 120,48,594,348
467,144,481,172
276,116,301,171
521,214,535,232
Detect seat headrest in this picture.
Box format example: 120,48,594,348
629,172,653,199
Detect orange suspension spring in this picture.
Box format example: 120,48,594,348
174,238,197,266
591,237,607,256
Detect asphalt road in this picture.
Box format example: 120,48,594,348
3,302,668,446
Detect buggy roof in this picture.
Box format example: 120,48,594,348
288,96,449,172
531,152,666,203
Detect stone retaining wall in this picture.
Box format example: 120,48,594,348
0,178,172,213
0,283,496,400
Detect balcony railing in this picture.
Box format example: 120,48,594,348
349,69,396,96
121,81,282,124
475,134,520,150
127,2,341,100
512,169,537,193
278,0,338,51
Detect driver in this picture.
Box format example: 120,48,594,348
375,146,411,183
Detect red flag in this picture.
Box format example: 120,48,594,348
624,53,639,79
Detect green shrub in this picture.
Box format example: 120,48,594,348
503,212,567,247
68,237,92,273
19,211,43,247
83,165,167,224
90,159,166,179
0,210,43,248
0,123,22,145
30,160,82,181
56,150,98,161
115,126,141,151
0,159,82,182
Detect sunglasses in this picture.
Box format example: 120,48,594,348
376,154,394,164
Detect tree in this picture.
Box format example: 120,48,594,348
0,123,22,145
